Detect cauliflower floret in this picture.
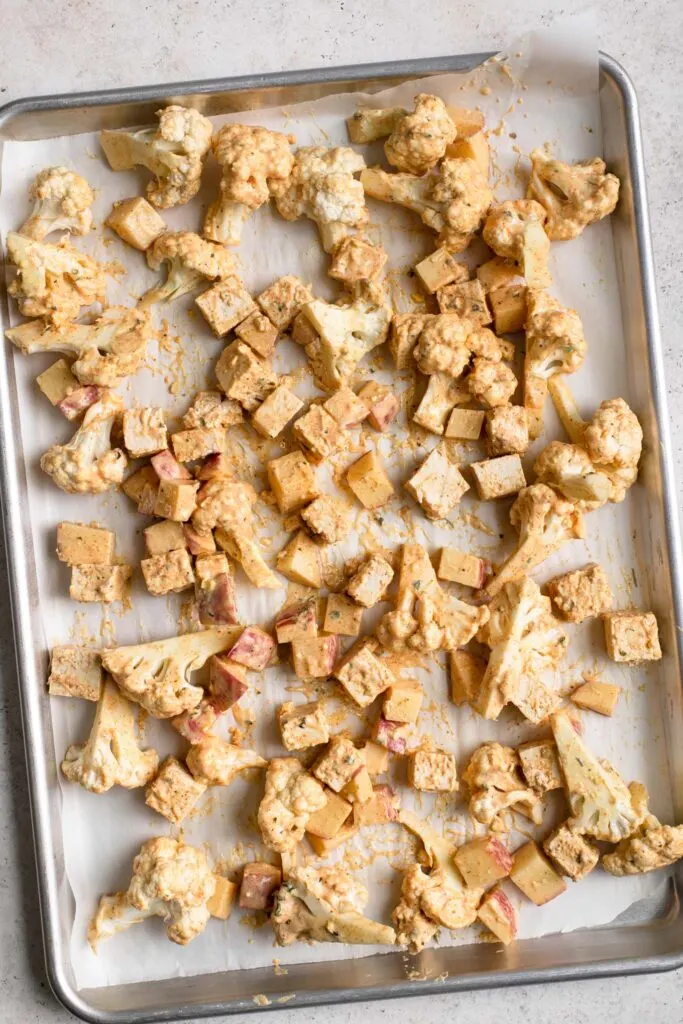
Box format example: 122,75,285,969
413,313,504,378
40,390,128,494
392,866,439,953
272,146,368,253
6,231,107,327
475,577,567,722
61,680,158,794
271,877,395,947
185,735,266,786
204,124,294,244
467,357,518,407
19,166,94,240
603,813,683,876
100,105,213,208
462,742,542,830
145,231,238,304
484,483,584,598
101,627,234,718
6,305,151,386
482,199,547,260
292,866,369,914
384,94,457,175
257,757,327,853
524,289,586,433
528,148,620,240
301,296,390,391
534,440,612,509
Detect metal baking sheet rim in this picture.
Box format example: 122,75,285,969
0,51,682,1023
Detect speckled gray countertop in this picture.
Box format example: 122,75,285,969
1,1,682,1021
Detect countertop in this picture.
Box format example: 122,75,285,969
1,1,682,1021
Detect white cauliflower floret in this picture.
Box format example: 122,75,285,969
204,124,294,244
484,483,584,598
6,305,151,386
145,231,238,304
272,146,368,253
528,148,620,240
524,289,587,433
384,94,457,175
413,313,504,378
61,681,158,794
462,742,541,829
482,199,548,260
291,866,369,914
6,231,107,327
101,628,234,719
271,876,395,947
603,813,683,876
475,577,567,722
551,709,646,842
19,166,94,240
257,757,327,853
185,735,266,786
40,390,127,494
301,296,391,391
534,440,612,509
467,357,518,407
100,105,213,208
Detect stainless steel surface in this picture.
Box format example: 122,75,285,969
0,51,681,1023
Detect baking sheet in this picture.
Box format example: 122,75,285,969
0,15,674,992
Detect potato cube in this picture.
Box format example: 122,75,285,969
445,105,485,138
195,552,230,582
510,841,567,905
346,450,395,510
141,548,195,595
444,408,485,441
405,444,469,519
372,717,411,754
171,428,220,463
383,680,423,724
106,196,165,249
437,280,491,324
570,679,621,717
145,757,206,824
291,635,339,682
275,599,318,643
36,358,78,405
449,649,486,706
448,131,489,175
389,312,434,369
151,449,192,482
228,626,275,671
196,279,256,337
414,247,468,293
291,311,319,347
470,454,526,500
56,385,101,421
603,611,662,663
353,784,400,827
323,386,369,428
543,825,599,882
257,275,313,329
477,258,527,334
48,645,102,701
122,465,159,513
521,219,552,288
334,640,395,707
235,309,279,358
276,531,322,588
293,405,346,462
358,740,389,776
184,523,217,556
341,764,374,804
517,739,563,793
300,494,351,545
278,700,330,751
306,789,353,840
313,735,364,793
346,555,394,608
143,520,187,556
455,836,513,889
267,452,320,514
485,406,529,456
346,105,404,144
69,564,131,603
408,749,458,792
154,479,199,521
122,407,167,458
215,341,278,412
358,382,399,432
251,385,303,439
547,563,613,623
329,236,387,283
324,593,364,636
438,548,490,589
239,862,282,910
477,886,517,945
307,823,359,856
208,876,237,920
56,522,115,566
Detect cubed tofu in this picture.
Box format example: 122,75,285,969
477,258,527,335
414,247,468,294
122,465,159,514
470,454,526,500
323,386,370,428
291,311,319,347
358,382,400,432
122,407,167,458
300,494,351,545
293,405,346,462
257,275,313,330
227,626,276,671
106,196,166,250
346,555,394,608
69,564,131,603
346,450,395,510
183,391,243,431
274,599,318,643
56,522,115,566
372,717,411,754
278,700,330,751
405,444,469,519
239,863,282,910
196,279,256,337
408,749,458,792
455,836,513,889
334,640,395,707
448,131,489,176
543,825,599,882
36,358,78,405
383,680,423,724
306,789,353,840
570,679,621,717
313,737,364,792
485,406,529,457
353,784,400,827
171,428,220,463
413,372,468,436
267,452,320,514
437,280,491,324
437,548,490,589
141,548,195,595
208,876,237,920
329,236,387,283
517,739,563,793
449,649,487,706
341,764,374,804
444,408,485,441
547,563,613,623
251,385,304,439
276,531,322,588
154,479,200,521
603,611,662,663
291,635,339,682
389,312,435,369
215,341,278,412
358,740,389,776
324,593,364,636
48,645,102,701
510,842,567,905
235,309,279,358
145,757,207,824
143,519,187,556
477,885,517,945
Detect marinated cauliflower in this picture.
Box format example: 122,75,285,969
40,390,128,494
301,296,391,391
186,735,266,786
603,814,683,876
257,757,327,853
524,289,587,433
482,199,551,286
467,357,518,408
413,313,505,378
271,876,395,947
145,231,238,304
19,166,94,240
291,866,369,915
384,94,457,175
462,742,542,830
528,148,620,240
534,440,612,509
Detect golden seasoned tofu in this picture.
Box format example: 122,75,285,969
547,563,613,623
313,736,364,793
328,236,387,283
278,700,330,751
196,279,256,337
143,520,187,556
408,749,458,792
517,739,563,793
48,645,102,701
141,548,195,595
334,640,395,707
470,454,526,500
346,450,395,510
214,341,278,412
437,280,491,324
276,531,322,588
444,408,485,441
510,842,567,905
323,386,370,428
257,275,313,330
301,494,351,545
476,257,527,335
293,404,346,462
235,309,279,358
69,564,131,603
267,451,320,514
603,611,662,663
251,385,304,439
291,635,339,681
405,444,469,519
346,555,394,608
106,196,166,250
485,406,529,457
323,593,364,636
382,680,423,724
171,428,221,464
56,522,115,566
543,825,599,882
306,789,353,840
449,649,487,706
154,479,200,522
122,407,168,458
414,247,468,294
145,756,207,824
437,548,490,589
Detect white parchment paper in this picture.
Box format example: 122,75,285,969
0,15,675,992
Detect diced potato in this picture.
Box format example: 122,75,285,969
353,784,400,827
235,309,279,358
122,465,159,513
445,105,485,138
323,593,364,636
141,548,195,596
603,611,662,663
313,736,364,793
543,824,599,882
346,555,394,608
413,372,468,436
389,313,435,369
154,479,199,521
448,131,489,175
437,280,491,324
477,257,527,335
48,645,102,701
485,406,529,456
373,717,411,754
184,524,217,556
477,886,517,945
251,385,304,439
546,563,613,623
196,279,256,337
334,640,395,707
56,522,115,566
329,236,387,283
278,700,330,751
291,311,319,347
358,740,389,776
306,790,353,840
408,749,458,792
143,520,187,556
145,756,206,824
521,219,552,288
106,196,166,250
517,739,563,793
195,552,230,582
470,454,526,500
455,836,513,889
257,275,313,330
449,649,486,706
437,548,490,589
414,247,468,294
274,599,318,643
300,494,351,545
293,405,346,462
510,842,567,905
383,680,423,724
53,384,101,421
405,444,469,519
307,822,358,856
444,407,485,440
276,531,322,588
239,863,282,910
208,876,237,920
171,428,220,464
36,358,78,405
570,679,621,717
122,407,167,458
267,451,320,514
291,635,339,681
227,626,276,670
323,386,369,428
346,450,395,510
69,564,131,603
341,764,374,804
214,341,278,412
358,382,399,432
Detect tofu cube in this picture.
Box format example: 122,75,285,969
477,257,527,335
154,480,199,522
208,876,237,920
69,564,131,603
449,649,487,706
485,406,529,457
36,358,78,405
383,680,423,724
275,599,318,643
171,428,220,464
353,784,400,827
122,465,159,514
143,519,187,556
276,531,322,588
570,679,621,717
405,444,469,519
455,836,513,889
546,563,613,623
437,280,491,324
257,275,313,330
341,764,374,804
145,757,207,824
235,309,279,358
300,494,351,545
346,555,394,608
215,341,278,412
196,279,256,337
408,749,458,792
251,385,304,439
438,548,491,589
389,312,434,369
358,740,389,776
372,717,411,754
510,841,567,905
323,386,370,428
471,454,526,500
183,391,243,431
291,635,339,682
267,452,320,514
517,739,563,793
141,548,195,595
239,863,282,910
328,236,387,283
358,382,400,432
293,405,346,462
603,611,662,663
334,640,395,707
106,196,166,249
477,886,517,945
448,131,489,175
413,373,467,435
543,825,599,882
122,407,167,458
48,645,102,701
227,626,276,671
290,311,319,347
323,593,364,636
313,736,365,793
56,522,115,566
306,789,353,840
346,451,395,510
444,408,485,441
278,700,330,751
414,247,468,293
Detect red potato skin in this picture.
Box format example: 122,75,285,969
488,837,514,874
151,449,192,481
227,626,276,670
170,700,219,743
374,718,408,754
373,783,400,821
208,655,248,709
487,886,517,937
196,453,233,480
196,574,239,626
57,385,102,421
239,863,282,910
368,393,400,432
274,600,317,642
184,523,216,555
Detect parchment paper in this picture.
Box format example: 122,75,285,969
0,15,675,992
